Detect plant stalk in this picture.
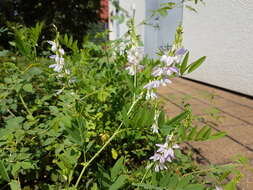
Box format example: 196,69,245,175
19,94,32,116
74,97,140,187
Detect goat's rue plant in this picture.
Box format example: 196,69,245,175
0,19,249,190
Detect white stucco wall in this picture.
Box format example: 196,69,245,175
183,0,253,96
109,0,146,41
109,0,183,57
145,0,183,57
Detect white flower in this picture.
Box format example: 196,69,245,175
59,48,65,55
49,54,57,59
150,110,160,133
154,163,168,172
50,55,64,65
215,186,223,190
56,88,63,95
150,137,180,172
155,143,177,162
151,123,159,133
144,78,171,91
150,154,168,172
152,66,178,77
49,63,63,72
125,46,144,76
47,41,57,52
152,66,164,77
143,80,161,90
48,40,65,73
146,90,157,100
125,65,135,76
160,48,187,66
65,69,70,75
150,153,162,162
127,46,143,65
160,55,177,66
168,67,179,74
160,78,172,86
175,47,187,56
125,64,144,76
69,78,76,83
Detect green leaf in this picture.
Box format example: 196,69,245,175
9,180,21,190
224,180,237,190
111,148,118,160
0,50,9,57
91,183,98,190
23,83,34,93
21,162,34,170
183,184,205,190
109,175,127,190
111,157,124,181
180,52,189,75
28,67,42,76
195,125,209,140
158,111,165,128
185,5,198,13
187,56,206,73
161,111,189,135
0,161,10,182
209,132,226,140
178,126,187,141
167,111,189,126
132,183,166,190
187,126,197,140
6,117,25,129
202,127,212,139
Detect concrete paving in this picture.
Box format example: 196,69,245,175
158,78,253,190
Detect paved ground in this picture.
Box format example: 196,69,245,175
158,78,253,190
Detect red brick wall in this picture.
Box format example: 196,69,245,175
100,0,108,22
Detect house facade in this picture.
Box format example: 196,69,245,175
183,0,253,96
108,0,253,96
109,0,182,57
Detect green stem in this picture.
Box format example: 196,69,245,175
80,89,104,101
19,94,32,116
7,109,15,117
75,126,122,187
22,63,40,73
133,65,137,102
182,163,241,177
140,163,154,183
74,98,140,188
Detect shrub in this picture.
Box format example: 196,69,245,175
0,20,248,190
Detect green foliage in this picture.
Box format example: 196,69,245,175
151,2,176,17
0,0,101,48
11,22,44,59
0,161,10,182
0,22,247,190
159,108,226,143
151,0,205,18
179,53,206,75
187,56,206,73
60,34,79,54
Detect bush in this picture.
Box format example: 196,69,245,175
0,0,102,49
0,21,248,190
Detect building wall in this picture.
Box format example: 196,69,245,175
109,0,146,40
145,0,183,57
183,0,253,96
109,0,182,57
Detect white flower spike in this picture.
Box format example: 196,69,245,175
48,40,66,73
47,41,57,52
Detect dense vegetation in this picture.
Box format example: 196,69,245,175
0,0,102,49
0,1,250,190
